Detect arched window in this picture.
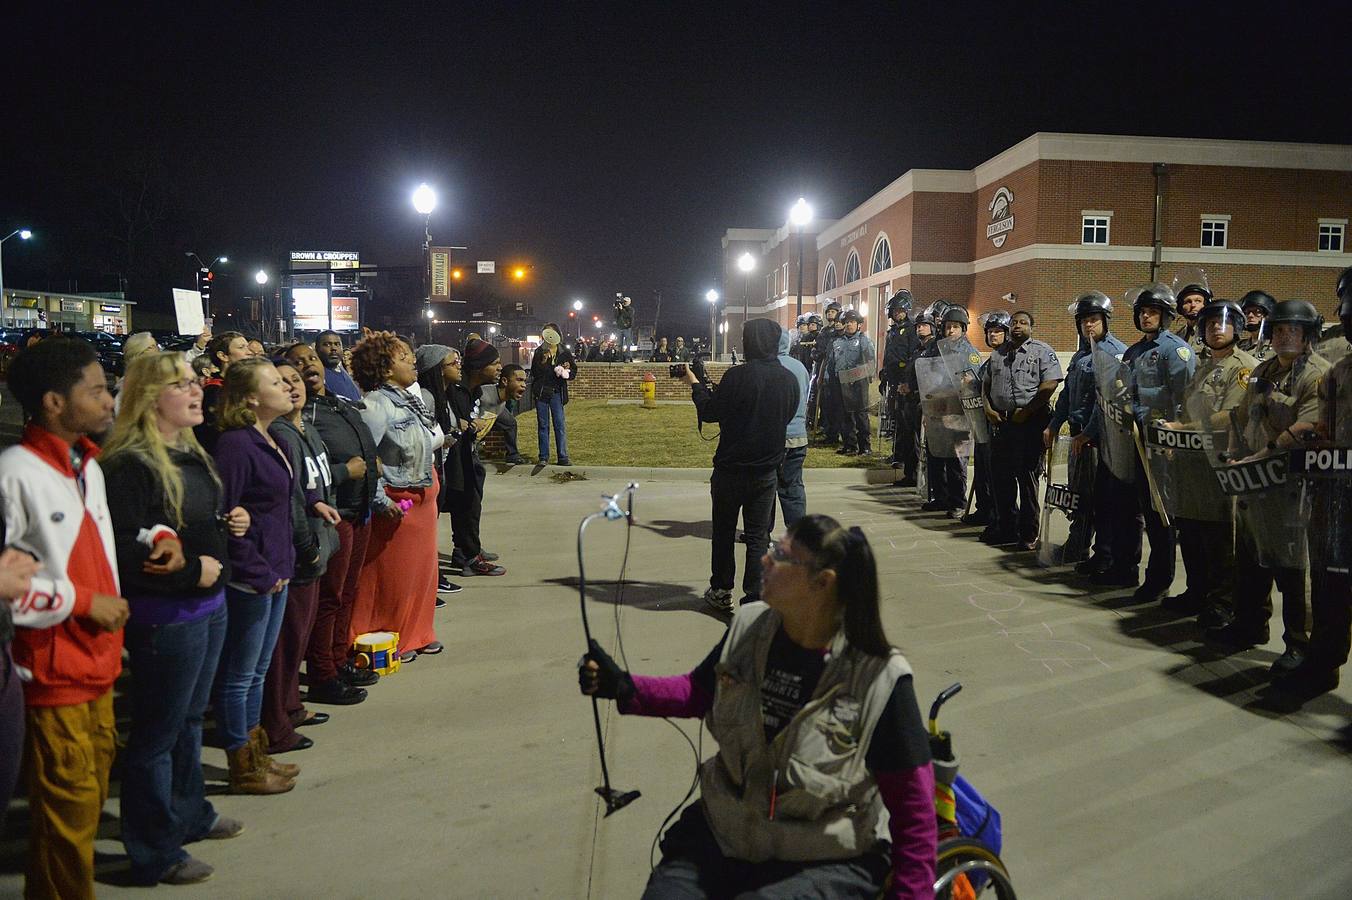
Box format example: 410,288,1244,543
844,250,861,284
871,235,892,274
821,260,837,293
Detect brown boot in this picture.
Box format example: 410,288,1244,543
227,744,294,795
249,725,300,779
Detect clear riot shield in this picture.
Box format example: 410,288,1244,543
1144,358,1241,522
1091,340,1136,483
915,355,971,460
1295,369,1352,574
1211,450,1307,569
937,337,990,444
1036,434,1092,567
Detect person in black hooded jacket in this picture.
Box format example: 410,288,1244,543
681,318,799,614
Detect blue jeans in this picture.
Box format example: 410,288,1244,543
215,586,288,751
121,603,227,882
536,392,569,461
774,444,808,530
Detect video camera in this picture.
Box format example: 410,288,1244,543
669,351,711,383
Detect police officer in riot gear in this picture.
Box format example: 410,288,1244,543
966,312,1010,527
1237,290,1276,360
802,314,823,423
982,310,1063,550
1158,299,1258,622
1121,284,1197,601
880,290,920,482
1207,299,1329,674
1051,292,1126,574
916,306,972,515
812,302,844,442
831,309,877,456
1275,267,1352,697
1171,281,1210,351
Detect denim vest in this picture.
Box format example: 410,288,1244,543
359,385,442,491
700,603,911,863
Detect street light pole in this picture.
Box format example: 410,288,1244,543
736,252,755,359
412,183,438,340
0,229,33,318
705,289,719,359
789,198,813,319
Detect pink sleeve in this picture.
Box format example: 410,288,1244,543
876,763,938,900
618,673,713,719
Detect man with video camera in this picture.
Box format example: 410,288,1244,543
613,294,635,361
680,319,800,615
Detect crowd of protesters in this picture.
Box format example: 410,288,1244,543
0,326,519,893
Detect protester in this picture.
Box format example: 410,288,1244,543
450,338,507,577
580,515,936,898
672,336,690,362
530,324,577,466
683,318,799,613
102,351,248,885
211,357,301,794
317,330,361,401
195,330,253,451
348,333,443,663
413,343,468,594
773,326,810,530
651,337,672,362
982,310,1062,550
0,548,40,831
261,362,341,755
0,338,131,899
247,339,267,358
284,342,382,699
479,362,528,464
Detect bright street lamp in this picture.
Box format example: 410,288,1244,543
488,325,498,335
254,270,269,285
737,252,755,273
736,252,755,356
789,197,814,317
706,289,719,303
0,228,34,310
425,308,435,319
572,299,583,311
706,289,720,359
412,183,437,216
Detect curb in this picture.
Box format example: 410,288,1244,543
486,462,903,485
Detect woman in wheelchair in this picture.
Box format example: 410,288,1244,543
580,514,937,898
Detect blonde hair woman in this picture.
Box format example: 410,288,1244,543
102,352,251,884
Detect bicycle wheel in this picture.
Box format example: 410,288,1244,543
935,836,1015,899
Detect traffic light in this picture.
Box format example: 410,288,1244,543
197,267,213,307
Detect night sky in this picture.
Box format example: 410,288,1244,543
4,2,1349,336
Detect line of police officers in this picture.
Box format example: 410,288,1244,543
791,267,1352,700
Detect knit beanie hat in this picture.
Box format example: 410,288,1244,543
463,337,500,371
414,343,453,374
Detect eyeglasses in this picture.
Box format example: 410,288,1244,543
443,358,462,368
166,378,203,393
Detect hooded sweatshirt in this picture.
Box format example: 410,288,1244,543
777,328,810,444
692,319,800,472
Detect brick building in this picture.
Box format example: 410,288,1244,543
721,133,1352,352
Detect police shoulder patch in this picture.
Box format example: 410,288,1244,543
1237,367,1251,385
969,352,980,365
1177,347,1191,361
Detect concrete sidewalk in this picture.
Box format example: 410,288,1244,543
2,470,1350,899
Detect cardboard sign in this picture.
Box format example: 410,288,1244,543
171,288,205,336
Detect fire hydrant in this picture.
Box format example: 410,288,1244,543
641,372,657,409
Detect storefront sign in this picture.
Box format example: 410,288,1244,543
330,296,360,332
986,186,1015,248
290,250,359,263
99,304,122,314
477,260,495,274
60,300,85,313
10,297,42,309
840,224,868,249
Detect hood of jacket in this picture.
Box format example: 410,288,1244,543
744,318,782,361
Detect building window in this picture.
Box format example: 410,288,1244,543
822,260,837,292
871,236,892,274
1081,214,1110,245
765,273,774,302
844,250,861,284
1200,218,1228,249
782,262,789,295
1319,221,1346,253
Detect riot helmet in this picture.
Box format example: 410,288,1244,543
941,306,970,327
1069,291,1113,321
978,311,1011,349
807,314,823,328
1268,299,1323,342
796,313,810,327
825,301,842,319
1171,266,1212,318
1196,298,1244,350
1129,283,1177,331
1239,290,1275,319
887,289,913,318
923,300,953,325
1338,266,1352,328
840,309,862,325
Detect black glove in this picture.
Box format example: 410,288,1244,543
877,381,887,395
578,638,635,704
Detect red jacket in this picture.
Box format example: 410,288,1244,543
1,424,122,706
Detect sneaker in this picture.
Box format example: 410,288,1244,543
339,663,379,687
417,641,445,656
479,549,500,561
438,575,463,593
463,555,506,576
505,455,527,465
398,650,418,664
435,596,447,609
161,858,214,885
557,457,573,466
307,678,368,706
1268,646,1305,676
206,814,245,840
703,587,734,615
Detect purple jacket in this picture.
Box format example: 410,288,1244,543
213,426,297,594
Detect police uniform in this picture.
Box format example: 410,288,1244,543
1122,328,1196,596
917,335,967,510
1053,331,1127,568
831,328,877,454
1237,333,1273,362
983,336,1063,544
881,318,920,478
1170,316,1208,356
1222,350,1328,653
813,323,843,441
1170,346,1257,615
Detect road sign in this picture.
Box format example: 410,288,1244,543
477,261,496,274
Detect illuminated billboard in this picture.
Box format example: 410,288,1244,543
293,287,330,331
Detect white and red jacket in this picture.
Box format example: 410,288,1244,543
0,423,122,706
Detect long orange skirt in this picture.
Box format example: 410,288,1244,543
348,470,439,654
